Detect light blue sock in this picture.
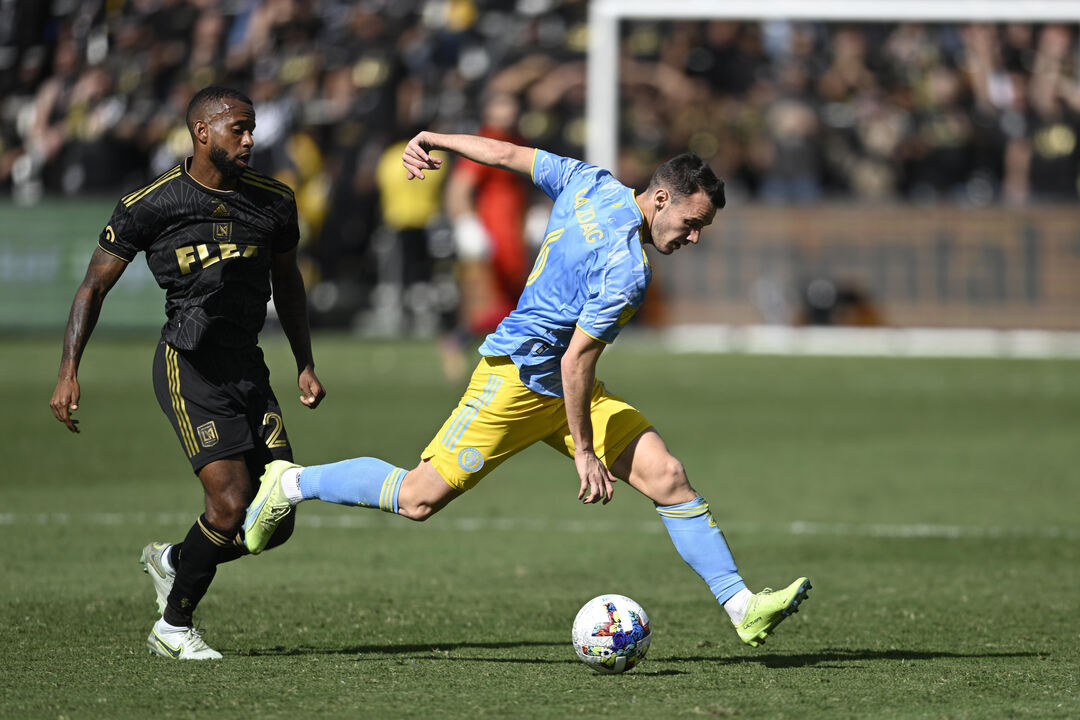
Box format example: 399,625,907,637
298,457,406,514
656,497,747,605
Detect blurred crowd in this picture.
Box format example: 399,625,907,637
618,20,1080,207
2,0,1079,330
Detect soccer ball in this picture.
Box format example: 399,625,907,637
571,594,651,674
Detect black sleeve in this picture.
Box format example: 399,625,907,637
97,199,146,262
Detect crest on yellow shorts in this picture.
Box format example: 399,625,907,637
457,447,484,473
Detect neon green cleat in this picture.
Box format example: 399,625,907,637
734,577,812,647
242,460,298,554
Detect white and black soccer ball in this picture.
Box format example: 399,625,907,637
571,594,651,674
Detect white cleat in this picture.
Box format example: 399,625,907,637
140,542,175,615
147,623,222,660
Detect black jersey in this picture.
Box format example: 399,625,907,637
98,159,299,350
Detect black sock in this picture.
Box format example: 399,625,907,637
170,536,244,569
161,509,298,626
163,514,235,627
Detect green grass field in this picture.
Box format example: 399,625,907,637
2,335,1078,718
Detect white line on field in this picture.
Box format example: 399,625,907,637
0,512,1076,541
661,324,1080,359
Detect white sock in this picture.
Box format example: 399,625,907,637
280,467,304,504
724,588,754,624
154,617,189,633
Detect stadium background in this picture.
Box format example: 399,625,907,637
2,0,1079,344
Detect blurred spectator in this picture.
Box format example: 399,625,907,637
446,92,529,335
1002,24,1080,204
797,278,884,327
442,90,531,380
759,60,823,203
372,135,452,340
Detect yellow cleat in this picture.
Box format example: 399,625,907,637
734,577,811,647
242,460,298,554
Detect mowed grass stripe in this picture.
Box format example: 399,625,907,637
2,511,1077,541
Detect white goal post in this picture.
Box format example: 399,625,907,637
585,0,1080,171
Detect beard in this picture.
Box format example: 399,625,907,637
209,144,246,179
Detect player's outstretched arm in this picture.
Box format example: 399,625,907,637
403,131,534,181
562,328,617,505
270,247,325,409
50,247,128,433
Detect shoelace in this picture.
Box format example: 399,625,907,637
184,626,212,650
744,589,776,616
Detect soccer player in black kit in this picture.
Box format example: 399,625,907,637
49,86,325,660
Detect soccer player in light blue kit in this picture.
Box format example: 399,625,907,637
245,131,811,647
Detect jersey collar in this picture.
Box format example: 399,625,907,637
629,189,650,268
182,157,238,195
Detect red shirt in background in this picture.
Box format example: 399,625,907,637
452,125,529,331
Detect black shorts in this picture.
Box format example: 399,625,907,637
152,340,293,475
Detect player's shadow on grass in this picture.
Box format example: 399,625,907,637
243,641,689,672
245,645,1032,673
668,648,1041,669
244,640,568,658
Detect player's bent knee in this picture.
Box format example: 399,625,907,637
660,455,691,493
397,500,440,522
205,497,247,531
199,458,255,529
394,482,440,521
639,455,695,505
395,461,460,521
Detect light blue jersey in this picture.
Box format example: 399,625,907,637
479,149,651,397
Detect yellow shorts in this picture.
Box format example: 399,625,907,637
421,356,653,491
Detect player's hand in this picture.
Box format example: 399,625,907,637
402,131,442,180
574,448,616,505
49,377,82,433
298,367,325,409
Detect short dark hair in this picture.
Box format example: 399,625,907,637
185,86,253,135
647,153,726,210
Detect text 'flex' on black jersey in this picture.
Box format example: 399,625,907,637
97,159,299,350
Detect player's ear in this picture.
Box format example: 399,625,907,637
192,120,209,146
653,188,668,211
